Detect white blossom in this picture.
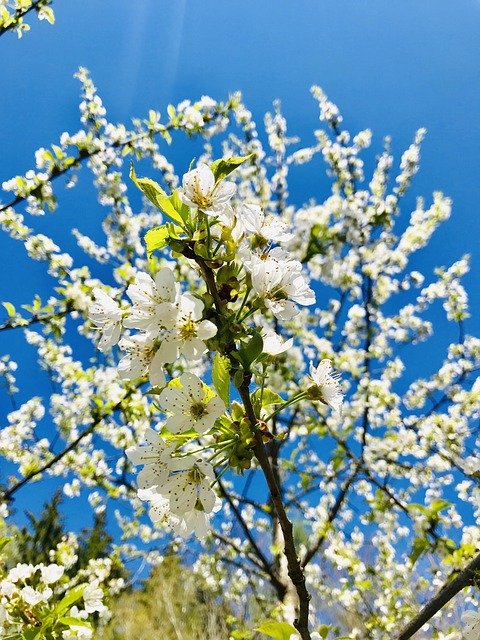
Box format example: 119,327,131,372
124,268,178,338
159,373,225,434
462,610,480,640
156,293,217,362
309,359,343,411
240,203,293,243
179,163,236,216
83,580,105,614
117,334,166,388
126,428,174,491
249,247,315,320
88,288,123,352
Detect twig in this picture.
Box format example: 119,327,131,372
395,551,480,640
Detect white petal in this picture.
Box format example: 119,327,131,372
159,385,190,413
214,180,236,203
196,319,217,340
179,372,204,402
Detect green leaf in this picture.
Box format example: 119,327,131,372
22,629,42,640
257,388,283,408
58,618,93,630
0,536,12,554
409,537,430,566
210,154,253,183
129,163,167,207
2,302,15,317
54,583,88,616
156,191,189,225
429,499,451,514
212,353,230,408
238,332,263,367
144,226,169,263
130,164,187,225
256,621,297,640
318,625,331,639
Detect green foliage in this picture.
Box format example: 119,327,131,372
144,225,169,263
255,620,297,639
129,163,186,224
12,496,126,580
237,332,264,369
53,583,88,617
16,492,65,566
212,352,231,408
103,555,232,640
210,154,253,182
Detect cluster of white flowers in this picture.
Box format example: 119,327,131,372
3,71,480,640
0,0,55,39
0,559,106,639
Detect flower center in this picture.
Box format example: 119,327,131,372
180,316,197,341
188,466,204,483
190,401,207,420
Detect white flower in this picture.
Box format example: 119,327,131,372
0,581,15,597
124,268,178,339
162,457,217,516
118,334,166,388
126,428,174,491
159,373,225,434
88,288,123,352
21,585,51,605
9,563,36,582
178,163,236,216
240,203,293,243
156,293,217,362
83,580,105,614
40,563,64,584
261,328,294,356
249,247,315,320
182,105,204,129
147,492,171,525
308,359,343,411
462,610,480,640
173,495,222,539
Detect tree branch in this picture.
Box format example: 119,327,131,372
301,467,358,568
238,379,312,640
216,475,287,600
395,551,480,640
1,390,133,501
0,0,51,38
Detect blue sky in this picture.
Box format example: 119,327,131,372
1,0,479,530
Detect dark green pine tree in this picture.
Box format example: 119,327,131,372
12,493,126,581
16,491,65,566
76,510,127,581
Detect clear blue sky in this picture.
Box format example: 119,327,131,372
1,0,479,527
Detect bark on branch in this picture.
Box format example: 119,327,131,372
395,551,480,640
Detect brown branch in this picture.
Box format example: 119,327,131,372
1,390,133,501
190,250,311,637
216,475,287,600
0,306,73,332
238,379,312,640
301,467,358,568
395,551,480,640
0,0,51,38
212,532,267,575
0,107,233,214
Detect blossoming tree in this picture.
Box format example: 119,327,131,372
1,12,480,640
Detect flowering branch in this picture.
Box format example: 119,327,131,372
1,389,133,501
395,551,480,640
0,0,53,39
237,379,312,640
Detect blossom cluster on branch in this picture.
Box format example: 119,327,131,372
0,67,479,640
